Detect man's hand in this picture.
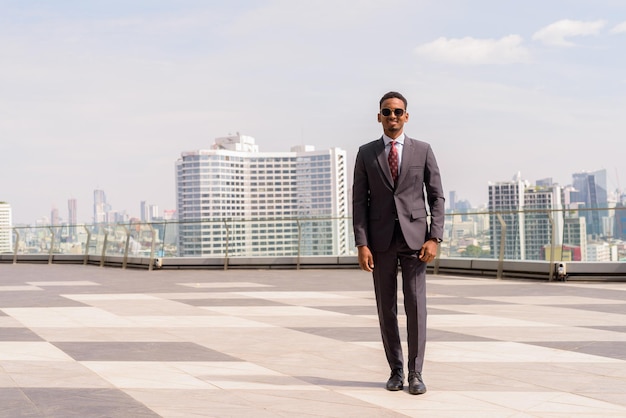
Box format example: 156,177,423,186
419,240,439,263
358,245,374,272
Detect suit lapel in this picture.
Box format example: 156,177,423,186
375,137,394,186
396,136,413,185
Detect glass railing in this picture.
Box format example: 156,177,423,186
2,217,353,264
2,223,163,268
2,207,625,265
443,206,625,263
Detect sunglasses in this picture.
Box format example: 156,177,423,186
380,108,405,117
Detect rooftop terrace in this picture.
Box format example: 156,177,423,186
0,264,625,417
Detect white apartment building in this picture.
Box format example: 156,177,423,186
488,174,564,260
488,174,527,260
175,134,349,257
0,202,12,254
524,185,563,260
586,242,612,262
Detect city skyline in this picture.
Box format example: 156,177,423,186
6,162,621,227
2,1,626,224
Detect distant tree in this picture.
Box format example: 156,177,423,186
463,245,483,258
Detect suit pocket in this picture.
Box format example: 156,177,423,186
408,166,425,184
410,208,427,221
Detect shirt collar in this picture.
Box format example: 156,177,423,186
383,133,405,146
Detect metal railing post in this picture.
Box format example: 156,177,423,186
223,220,229,271
121,224,130,269
83,225,91,265
496,213,506,279
296,220,302,270
100,232,108,267
148,224,156,272
12,228,19,265
547,211,555,281
447,213,455,258
48,227,55,265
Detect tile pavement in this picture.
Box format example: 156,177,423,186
0,263,625,417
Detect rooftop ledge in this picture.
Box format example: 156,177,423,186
2,254,625,282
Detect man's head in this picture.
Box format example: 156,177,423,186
378,91,409,139
379,91,407,109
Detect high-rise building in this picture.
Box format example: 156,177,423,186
175,134,349,257
51,207,60,226
68,199,77,225
535,177,553,187
150,204,159,220
524,184,563,260
571,169,608,237
614,202,626,240
67,198,77,241
448,190,457,211
490,174,567,261
93,189,108,224
563,216,587,261
0,202,12,254
140,201,149,222
488,173,527,260
141,201,161,222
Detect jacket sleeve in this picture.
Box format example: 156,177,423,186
352,147,370,247
424,145,445,240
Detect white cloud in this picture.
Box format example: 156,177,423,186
414,35,530,65
532,19,606,46
611,21,626,34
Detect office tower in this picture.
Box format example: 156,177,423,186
563,216,587,261
141,201,161,222
150,204,159,220
0,202,12,253
524,184,563,260
571,169,608,236
108,211,127,224
535,178,553,187
615,202,626,240
488,173,527,260
140,201,149,222
68,199,77,225
93,189,108,224
175,133,349,257
490,174,565,261
67,198,77,242
448,190,457,211
561,185,576,208
51,207,60,226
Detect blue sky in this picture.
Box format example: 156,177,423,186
2,0,626,223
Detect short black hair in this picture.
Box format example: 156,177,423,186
379,91,407,109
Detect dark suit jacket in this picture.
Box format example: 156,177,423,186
353,136,445,252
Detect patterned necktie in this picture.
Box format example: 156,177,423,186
388,140,398,183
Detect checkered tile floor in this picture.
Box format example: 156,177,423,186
1,264,625,417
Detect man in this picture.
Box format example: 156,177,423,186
352,91,445,395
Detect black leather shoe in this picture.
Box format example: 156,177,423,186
386,369,404,391
408,371,427,395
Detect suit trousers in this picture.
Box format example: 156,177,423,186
372,221,427,373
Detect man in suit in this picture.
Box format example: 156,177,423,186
352,91,445,395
